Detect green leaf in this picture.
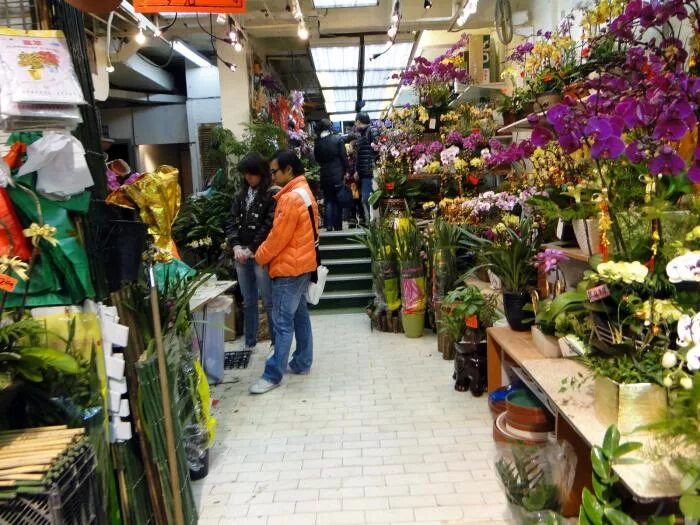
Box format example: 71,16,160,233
603,426,620,459
19,347,79,374
603,507,638,525
612,441,642,459
16,363,42,382
582,488,604,525
680,494,700,519
592,475,606,501
368,190,382,207
579,510,593,525
648,515,675,525
0,352,22,362
591,447,609,482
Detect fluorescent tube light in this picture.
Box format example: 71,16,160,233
172,39,212,68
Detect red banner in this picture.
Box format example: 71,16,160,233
133,0,246,13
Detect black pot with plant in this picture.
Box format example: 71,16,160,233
461,216,541,332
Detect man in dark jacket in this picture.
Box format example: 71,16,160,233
314,118,348,231
225,153,279,352
353,111,378,222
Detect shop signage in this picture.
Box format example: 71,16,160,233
133,0,246,13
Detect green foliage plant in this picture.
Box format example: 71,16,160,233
579,425,642,525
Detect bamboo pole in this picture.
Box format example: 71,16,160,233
148,263,184,525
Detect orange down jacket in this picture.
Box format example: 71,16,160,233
255,176,319,278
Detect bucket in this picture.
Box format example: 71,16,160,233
401,310,425,338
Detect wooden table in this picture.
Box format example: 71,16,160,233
486,327,681,514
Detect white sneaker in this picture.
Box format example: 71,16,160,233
249,378,280,394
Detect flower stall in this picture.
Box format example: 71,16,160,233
363,0,700,520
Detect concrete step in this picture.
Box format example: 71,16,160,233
324,258,371,274
325,273,373,292
319,229,365,246
313,290,374,310
320,243,369,259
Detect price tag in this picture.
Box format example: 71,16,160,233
0,274,17,293
428,118,437,130
586,284,610,302
465,315,479,329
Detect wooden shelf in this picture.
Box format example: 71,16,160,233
543,242,593,263
486,325,683,503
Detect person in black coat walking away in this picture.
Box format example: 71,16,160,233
225,153,279,352
353,111,379,222
314,118,348,231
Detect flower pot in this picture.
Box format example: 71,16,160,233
436,300,455,360
401,310,425,338
572,219,600,256
502,291,533,332
594,376,668,434
531,326,561,358
555,218,576,243
521,101,535,116
379,197,408,217
534,91,562,112
505,390,554,432
502,111,518,126
476,268,490,283
423,106,445,133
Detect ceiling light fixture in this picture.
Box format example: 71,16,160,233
456,0,478,26
106,64,115,73
290,0,309,40
172,39,212,68
216,13,227,24
134,26,147,45
424,0,431,8
383,0,400,49
298,24,309,40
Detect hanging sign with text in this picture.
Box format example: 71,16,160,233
133,0,246,13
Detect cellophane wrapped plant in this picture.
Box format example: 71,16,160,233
394,217,427,315
357,220,401,312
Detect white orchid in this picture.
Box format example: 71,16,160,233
666,251,700,283
687,346,700,372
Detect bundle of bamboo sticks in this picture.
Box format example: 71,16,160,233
0,426,85,491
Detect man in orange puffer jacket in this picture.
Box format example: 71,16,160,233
250,150,319,394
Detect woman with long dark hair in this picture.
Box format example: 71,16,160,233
314,118,348,231
225,153,278,352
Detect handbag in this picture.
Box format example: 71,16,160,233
337,184,353,209
293,188,328,305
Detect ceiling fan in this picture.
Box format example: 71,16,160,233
495,0,513,45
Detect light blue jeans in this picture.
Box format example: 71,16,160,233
235,258,274,348
262,273,313,384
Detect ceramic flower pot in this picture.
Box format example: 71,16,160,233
502,291,533,332
594,376,668,434
572,218,600,256
531,326,561,358
555,218,576,243
401,310,425,338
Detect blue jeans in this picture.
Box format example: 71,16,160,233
262,274,313,384
360,177,373,222
234,258,274,348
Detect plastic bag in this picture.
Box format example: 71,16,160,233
372,260,401,311
400,261,426,313
494,440,576,523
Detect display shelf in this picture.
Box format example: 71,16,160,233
487,327,542,368
189,279,236,312
542,242,591,263
450,82,507,107
498,112,539,134
523,358,682,501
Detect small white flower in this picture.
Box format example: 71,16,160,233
677,314,693,347
663,375,673,388
662,351,677,369
680,376,693,390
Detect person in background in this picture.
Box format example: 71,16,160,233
225,153,278,354
353,111,379,222
344,139,365,228
314,118,348,231
251,150,319,394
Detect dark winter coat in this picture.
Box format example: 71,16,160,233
354,125,379,179
314,133,349,193
225,186,279,252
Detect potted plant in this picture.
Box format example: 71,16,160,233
462,216,542,331
394,217,427,338
497,89,526,126
439,285,498,394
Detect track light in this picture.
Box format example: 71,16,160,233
135,26,146,45
387,25,397,38
106,64,115,73
424,0,431,8
234,41,243,52
391,13,399,22
216,13,227,24
298,24,309,40
228,62,237,71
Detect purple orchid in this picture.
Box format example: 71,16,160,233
649,144,686,176
427,141,444,155
591,136,625,159
536,249,569,273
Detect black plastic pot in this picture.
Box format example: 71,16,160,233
502,291,534,332
189,448,210,481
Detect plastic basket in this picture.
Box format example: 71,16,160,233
0,443,100,525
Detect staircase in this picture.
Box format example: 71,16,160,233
314,229,374,310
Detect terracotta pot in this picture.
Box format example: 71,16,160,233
493,412,548,446
572,218,600,256
594,376,668,434
65,0,120,13
531,326,561,358
534,91,563,112
505,390,554,430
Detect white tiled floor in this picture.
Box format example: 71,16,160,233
194,313,513,525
